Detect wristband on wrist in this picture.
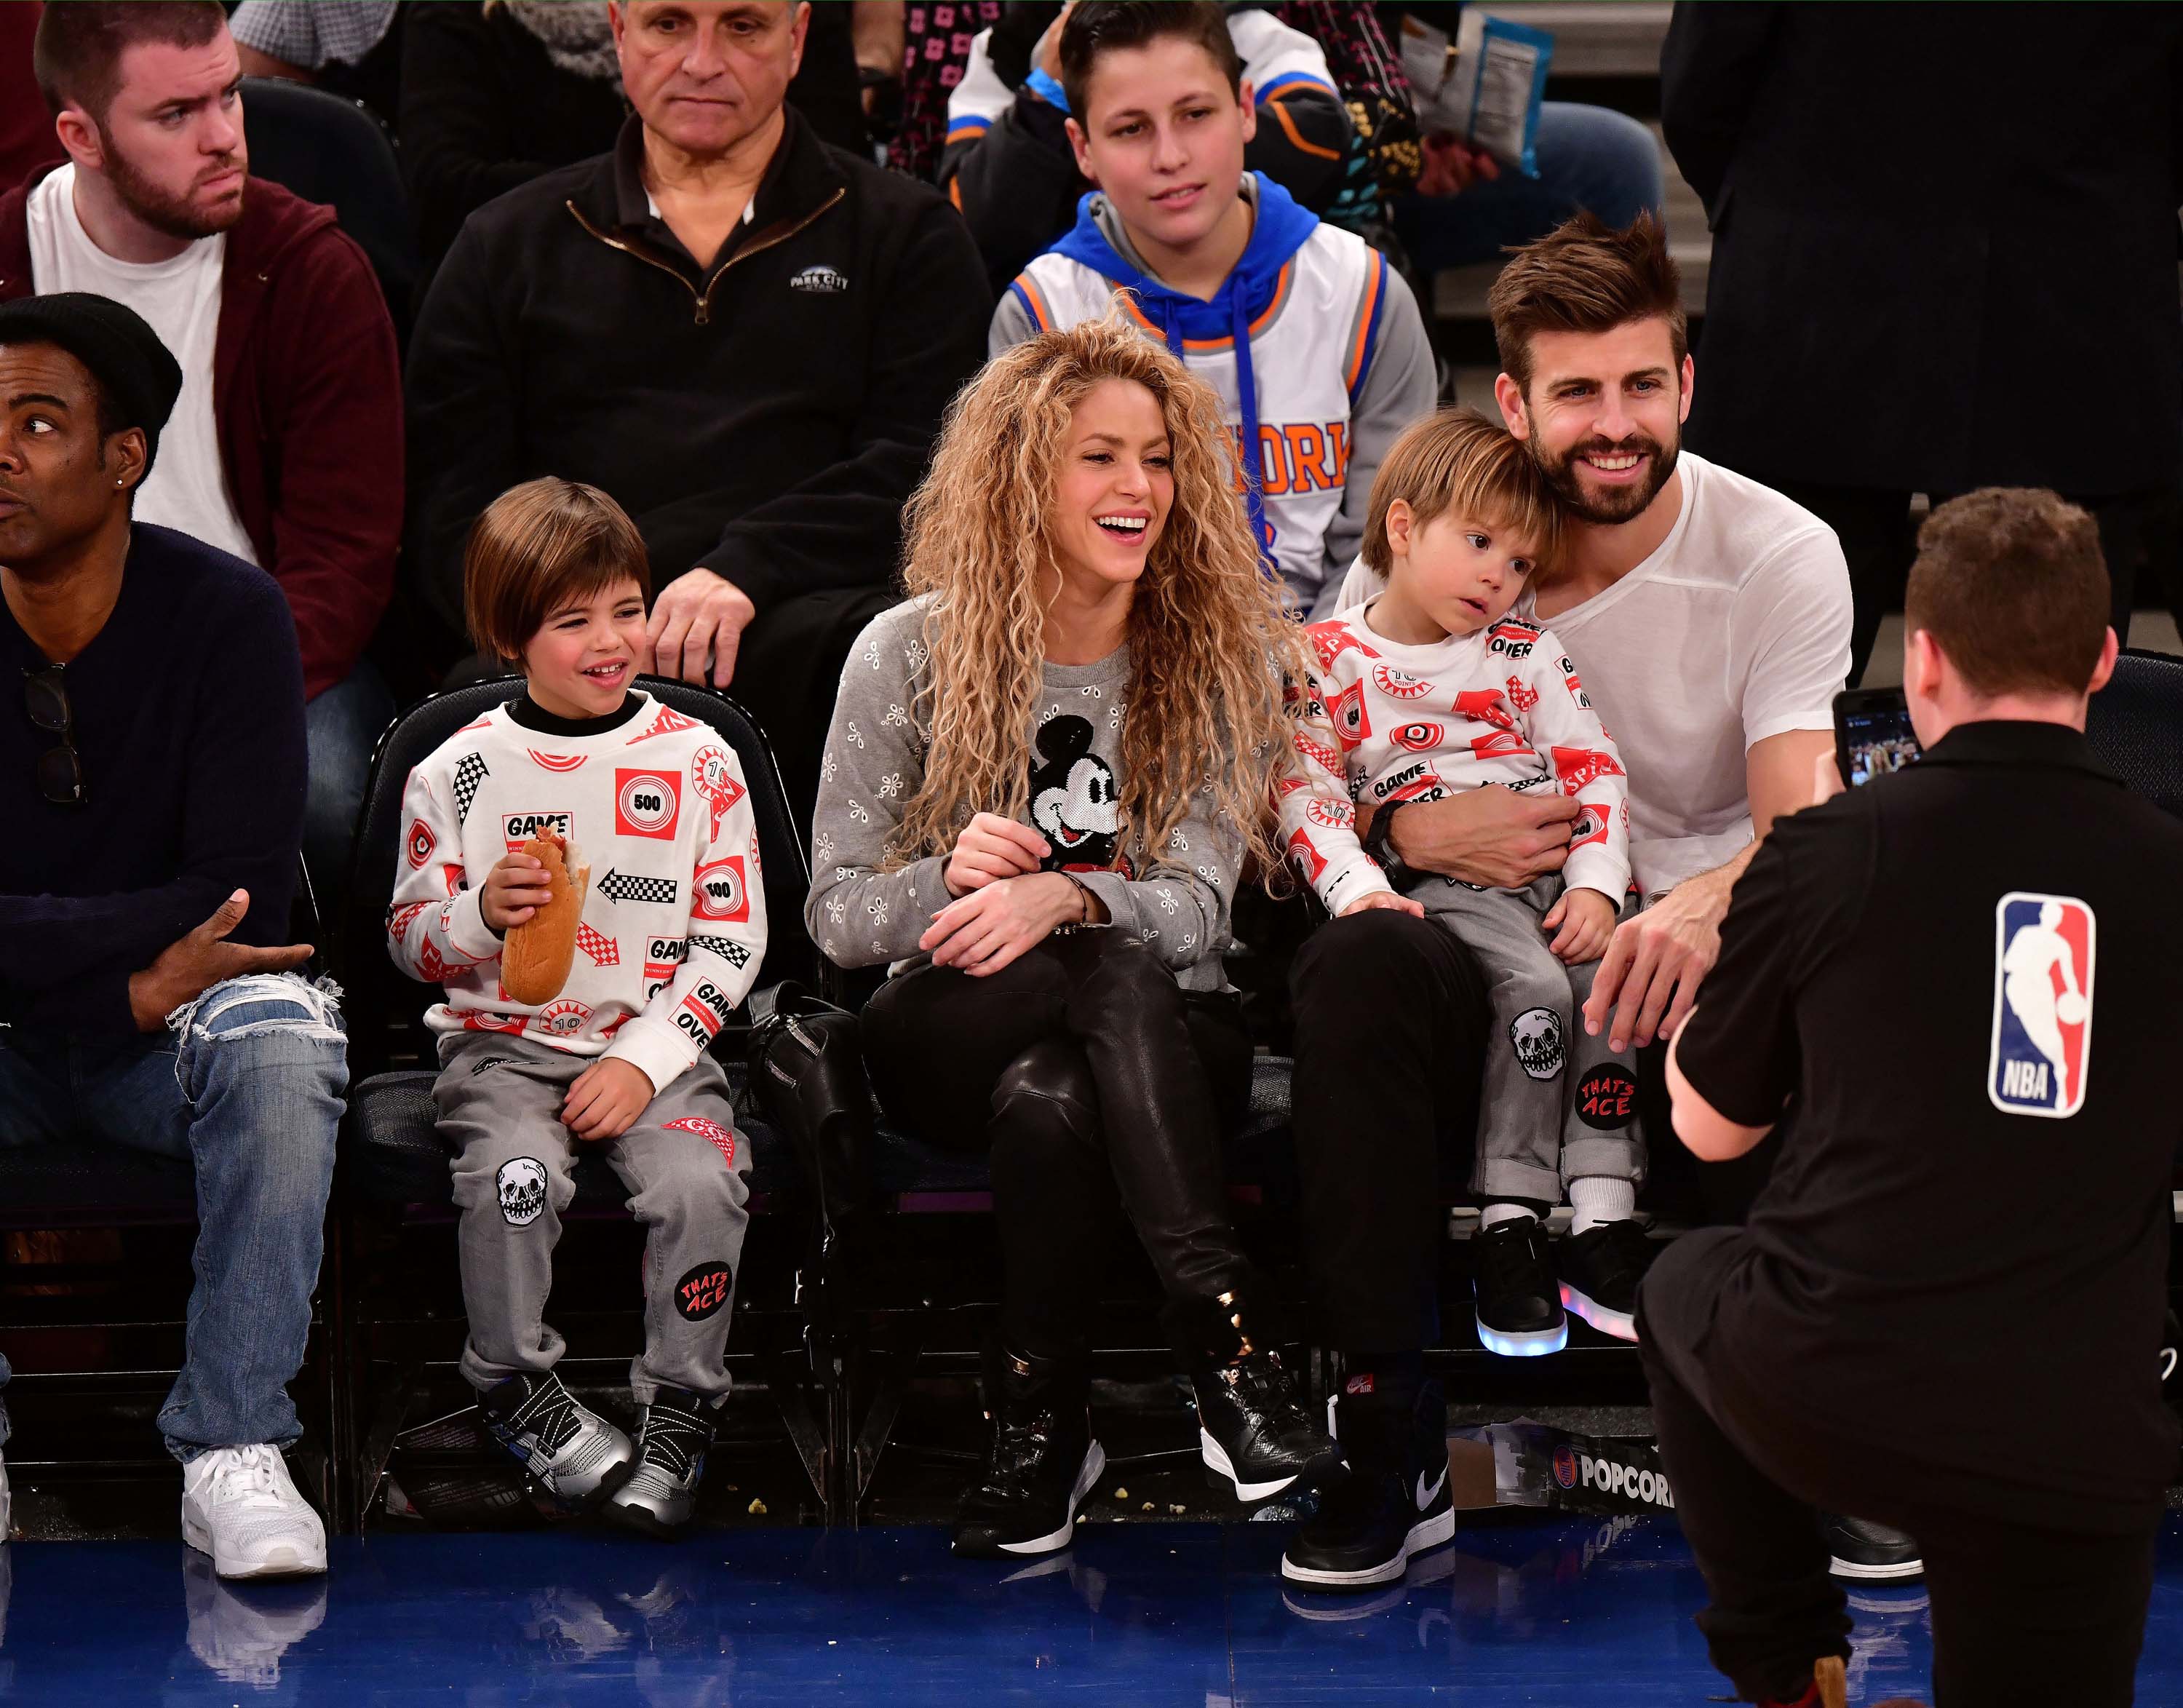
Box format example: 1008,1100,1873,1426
1023,66,1070,111
1361,801,1413,879
1052,869,1100,934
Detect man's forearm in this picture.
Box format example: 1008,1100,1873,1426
1667,841,1753,924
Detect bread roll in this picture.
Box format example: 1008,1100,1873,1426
502,828,590,1005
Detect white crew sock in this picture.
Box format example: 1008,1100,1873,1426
1569,1177,1637,1235
1479,1202,1538,1230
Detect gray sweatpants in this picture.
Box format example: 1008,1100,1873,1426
1412,876,1642,1204
434,1033,750,1403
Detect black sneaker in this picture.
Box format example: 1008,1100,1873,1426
1557,1218,1659,1342
603,1388,721,1539
477,1372,633,1508
1281,1378,1455,1591
951,1351,1105,1560
1196,1351,1344,1503
1471,1218,1567,1356
1824,1513,1923,1581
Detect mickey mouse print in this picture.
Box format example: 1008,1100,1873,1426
1028,715,1134,877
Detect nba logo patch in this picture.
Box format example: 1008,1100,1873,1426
1989,891,2095,1119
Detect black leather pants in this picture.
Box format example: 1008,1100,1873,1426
860,932,1254,1361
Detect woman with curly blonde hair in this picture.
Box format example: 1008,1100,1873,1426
806,314,1337,1560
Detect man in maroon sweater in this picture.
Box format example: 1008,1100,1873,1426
1,2,402,894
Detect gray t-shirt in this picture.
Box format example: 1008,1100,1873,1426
804,598,1244,991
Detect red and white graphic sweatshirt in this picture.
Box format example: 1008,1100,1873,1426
386,692,768,1096
1279,608,1632,914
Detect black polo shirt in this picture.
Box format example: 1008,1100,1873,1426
1666,719,2183,1531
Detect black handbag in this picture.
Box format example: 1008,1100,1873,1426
747,982,874,1232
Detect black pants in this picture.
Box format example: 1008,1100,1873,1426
1639,1238,2158,1707
1773,481,2178,686
1287,909,1488,1356
859,932,1254,1360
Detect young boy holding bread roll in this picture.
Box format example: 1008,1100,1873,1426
386,478,766,1538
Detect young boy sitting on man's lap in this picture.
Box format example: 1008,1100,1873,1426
1281,410,1647,1359
386,478,766,1538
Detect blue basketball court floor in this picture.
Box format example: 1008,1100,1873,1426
6,1514,2183,1704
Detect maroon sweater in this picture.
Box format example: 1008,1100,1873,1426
0,169,402,700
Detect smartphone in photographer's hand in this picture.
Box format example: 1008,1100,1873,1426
1834,686,1922,788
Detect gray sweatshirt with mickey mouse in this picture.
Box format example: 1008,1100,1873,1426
804,597,1244,991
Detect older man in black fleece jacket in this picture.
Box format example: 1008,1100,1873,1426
406,0,990,824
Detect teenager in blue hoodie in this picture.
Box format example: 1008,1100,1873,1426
989,1,1437,620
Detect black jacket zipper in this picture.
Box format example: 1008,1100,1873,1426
565,189,846,326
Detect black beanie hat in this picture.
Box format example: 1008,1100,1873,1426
0,292,185,478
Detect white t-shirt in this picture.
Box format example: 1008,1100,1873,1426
25,165,259,566
1335,452,1851,897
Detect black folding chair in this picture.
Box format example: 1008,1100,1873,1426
329,677,833,1530
240,76,420,337
2087,648,2183,820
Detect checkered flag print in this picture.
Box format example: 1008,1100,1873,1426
451,752,489,823
690,936,750,968
576,923,619,966
596,868,680,905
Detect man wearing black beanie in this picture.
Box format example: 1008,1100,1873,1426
0,290,345,1580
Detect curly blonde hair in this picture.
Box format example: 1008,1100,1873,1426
889,311,1312,882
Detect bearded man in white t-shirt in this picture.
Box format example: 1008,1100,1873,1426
1278,212,1851,1594
1335,212,1850,1036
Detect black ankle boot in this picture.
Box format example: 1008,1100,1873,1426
1172,1290,1343,1504
951,1348,1104,1560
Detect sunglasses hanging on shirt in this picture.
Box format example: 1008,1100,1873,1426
23,663,86,806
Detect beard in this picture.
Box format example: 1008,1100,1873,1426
100,127,244,241
1528,424,1680,525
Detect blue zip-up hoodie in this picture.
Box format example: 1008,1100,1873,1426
1046,172,1321,562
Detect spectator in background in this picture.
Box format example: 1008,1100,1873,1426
405,0,987,827
228,0,405,121
943,1,1353,298
888,0,1006,182
401,1,877,282
1377,4,1663,278
1663,2,2183,680
0,4,61,188
0,293,343,1581
993,1,1434,618
3,1,404,897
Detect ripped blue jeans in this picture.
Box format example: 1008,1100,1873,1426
0,973,346,1461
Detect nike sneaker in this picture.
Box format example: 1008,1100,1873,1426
952,1349,1105,1560
1471,1217,1567,1356
1281,1377,1455,1591
604,1387,722,1538
1824,1513,1923,1581
1196,1349,1344,1503
477,1372,633,1507
1557,1218,1659,1341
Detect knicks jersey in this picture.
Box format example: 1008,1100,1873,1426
1008,225,1392,610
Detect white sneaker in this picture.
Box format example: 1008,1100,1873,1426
180,1446,327,1579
